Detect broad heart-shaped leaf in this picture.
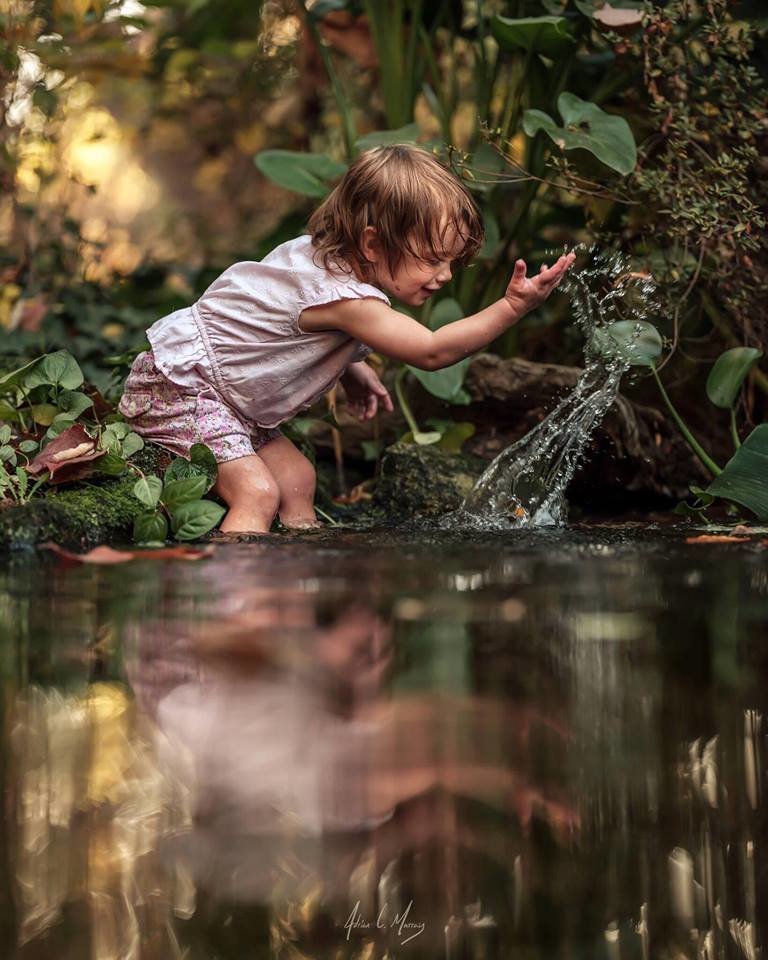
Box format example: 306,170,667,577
24,350,84,391
408,360,473,403
426,297,463,331
354,124,421,152
56,389,93,419
408,298,472,403
170,500,226,541
134,509,169,544
121,432,144,458
133,475,163,509
254,150,348,198
190,443,218,488
707,425,768,520
706,347,763,409
523,92,637,175
591,320,663,367
491,15,575,57
161,474,208,510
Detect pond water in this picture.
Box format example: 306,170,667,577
1,526,767,959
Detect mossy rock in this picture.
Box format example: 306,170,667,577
371,442,484,522
0,444,172,552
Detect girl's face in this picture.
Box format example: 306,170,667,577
359,225,464,306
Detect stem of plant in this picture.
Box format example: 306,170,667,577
651,366,722,477
730,407,741,450
394,368,421,436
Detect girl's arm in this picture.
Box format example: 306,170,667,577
300,254,575,371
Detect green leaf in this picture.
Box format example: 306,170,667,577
134,510,169,544
592,320,663,367
18,439,39,454
190,443,218,488
0,356,42,392
408,358,473,403
706,425,768,520
0,445,15,464
354,124,421,152
121,432,144,458
56,389,93,419
400,429,443,446
436,422,476,452
706,348,763,409
0,400,20,422
30,403,59,426
25,350,84,391
491,15,575,57
132,475,163,509
15,467,28,500
94,452,128,476
170,499,226,541
162,474,209,510
427,297,464,331
0,425,10,445
523,92,637,175
254,150,348,198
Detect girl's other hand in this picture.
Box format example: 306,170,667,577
503,252,576,317
341,361,394,421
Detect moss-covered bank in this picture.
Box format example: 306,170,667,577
0,446,171,552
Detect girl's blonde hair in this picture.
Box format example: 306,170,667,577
307,144,484,282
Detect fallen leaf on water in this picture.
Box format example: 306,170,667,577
685,534,750,544
43,543,214,564
27,424,102,482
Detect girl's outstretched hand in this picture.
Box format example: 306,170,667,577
504,253,576,316
341,361,394,421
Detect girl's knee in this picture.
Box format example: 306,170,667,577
216,458,281,513
289,456,317,500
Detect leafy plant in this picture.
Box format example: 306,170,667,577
131,444,224,544
604,321,767,521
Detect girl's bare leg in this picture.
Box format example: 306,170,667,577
257,436,319,528
215,455,281,533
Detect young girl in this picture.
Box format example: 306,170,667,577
119,144,575,533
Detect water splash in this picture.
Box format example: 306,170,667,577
452,246,659,529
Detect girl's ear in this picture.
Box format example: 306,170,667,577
360,225,381,264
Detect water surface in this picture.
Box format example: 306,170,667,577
1,526,767,959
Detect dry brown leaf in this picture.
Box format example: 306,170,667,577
27,424,102,482
685,534,750,544
44,543,214,564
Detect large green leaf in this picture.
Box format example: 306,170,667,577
161,475,209,510
491,15,575,57
426,297,463,331
409,298,471,403
134,510,169,544
408,359,472,403
133,475,163,509
592,320,663,367
171,500,226,540
25,351,84,391
523,92,637,175
707,425,768,520
354,124,421,152
706,347,763,409
254,150,348,197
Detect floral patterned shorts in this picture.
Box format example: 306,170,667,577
118,351,282,463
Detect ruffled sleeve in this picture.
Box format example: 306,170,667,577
294,277,391,330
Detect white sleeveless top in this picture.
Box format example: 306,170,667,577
146,234,390,428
